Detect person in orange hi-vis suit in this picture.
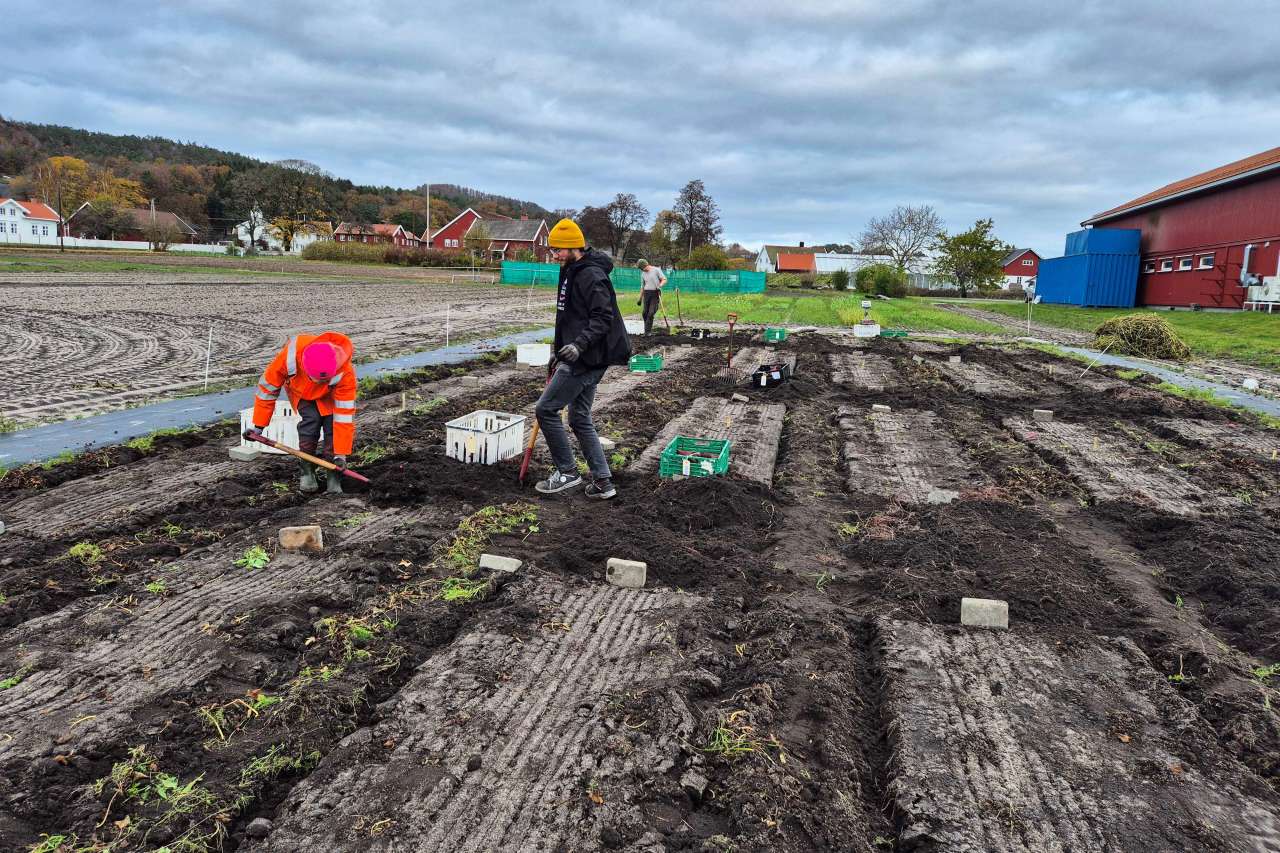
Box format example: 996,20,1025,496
243,332,358,494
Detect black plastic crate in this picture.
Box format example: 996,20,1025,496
751,362,792,388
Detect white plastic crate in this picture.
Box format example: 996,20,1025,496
239,400,300,455
517,343,552,366
624,319,645,335
446,410,527,465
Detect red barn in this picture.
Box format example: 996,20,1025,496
1001,248,1040,289
428,208,483,250
334,222,419,247
1083,146,1280,308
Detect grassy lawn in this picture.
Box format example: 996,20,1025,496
0,252,305,277
981,302,1280,369
620,292,1004,334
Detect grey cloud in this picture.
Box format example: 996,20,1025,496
7,0,1279,254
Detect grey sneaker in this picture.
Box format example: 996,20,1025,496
585,479,617,500
535,470,583,494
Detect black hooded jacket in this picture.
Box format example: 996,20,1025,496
554,248,632,373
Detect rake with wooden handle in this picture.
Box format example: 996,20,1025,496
518,366,555,486
244,432,371,484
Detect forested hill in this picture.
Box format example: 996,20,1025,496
0,116,551,238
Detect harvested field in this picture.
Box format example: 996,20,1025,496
0,273,554,425
2,332,1279,853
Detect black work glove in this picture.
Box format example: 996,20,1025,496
558,343,581,363
243,427,264,442
332,454,348,468
637,298,642,306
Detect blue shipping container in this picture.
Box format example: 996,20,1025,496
1035,252,1139,307
1064,228,1141,256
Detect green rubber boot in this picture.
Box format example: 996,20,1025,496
325,469,344,494
298,460,319,493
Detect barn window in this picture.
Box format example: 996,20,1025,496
1159,259,1173,272
1022,258,1033,266
1143,261,1155,273
1198,254,1214,269
1178,257,1193,271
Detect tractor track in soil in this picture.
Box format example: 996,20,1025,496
0,276,556,426
0,332,1278,852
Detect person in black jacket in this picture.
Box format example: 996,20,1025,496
534,218,633,499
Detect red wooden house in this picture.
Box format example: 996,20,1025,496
429,209,550,261
1001,248,1040,288
334,222,420,247
427,208,482,250
483,217,550,262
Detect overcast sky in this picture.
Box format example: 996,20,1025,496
8,1,1279,254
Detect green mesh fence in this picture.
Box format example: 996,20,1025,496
501,262,764,293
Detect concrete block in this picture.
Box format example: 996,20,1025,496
229,445,261,462
606,557,647,589
871,404,892,413
948,355,962,364
598,436,617,452
1032,409,1054,423
279,525,323,552
1243,377,1261,391
912,355,923,363
731,393,749,403
926,488,959,505
479,553,521,573
0,520,5,536
961,597,1008,630
458,375,482,388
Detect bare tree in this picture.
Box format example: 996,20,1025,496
672,179,721,254
603,193,649,258
857,204,941,272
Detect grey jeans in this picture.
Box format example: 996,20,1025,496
297,399,332,454
535,363,611,481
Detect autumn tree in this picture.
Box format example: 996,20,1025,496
577,205,612,249
66,200,134,239
226,168,275,251
646,209,682,266
682,244,729,270
602,193,649,258
672,179,721,253
265,162,329,251
931,218,1009,297
857,204,941,272
464,220,492,263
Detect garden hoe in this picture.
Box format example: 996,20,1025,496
244,433,371,484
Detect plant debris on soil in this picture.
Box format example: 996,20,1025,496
1,330,1279,853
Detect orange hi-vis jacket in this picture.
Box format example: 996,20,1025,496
252,332,358,455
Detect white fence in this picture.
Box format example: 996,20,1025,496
0,234,232,253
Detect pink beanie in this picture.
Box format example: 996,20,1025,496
301,342,340,381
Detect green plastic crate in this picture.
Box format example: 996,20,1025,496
764,327,787,342
879,329,909,338
629,352,664,372
659,436,732,479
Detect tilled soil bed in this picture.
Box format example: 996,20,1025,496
1,334,1279,852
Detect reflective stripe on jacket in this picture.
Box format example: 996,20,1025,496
253,331,358,455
